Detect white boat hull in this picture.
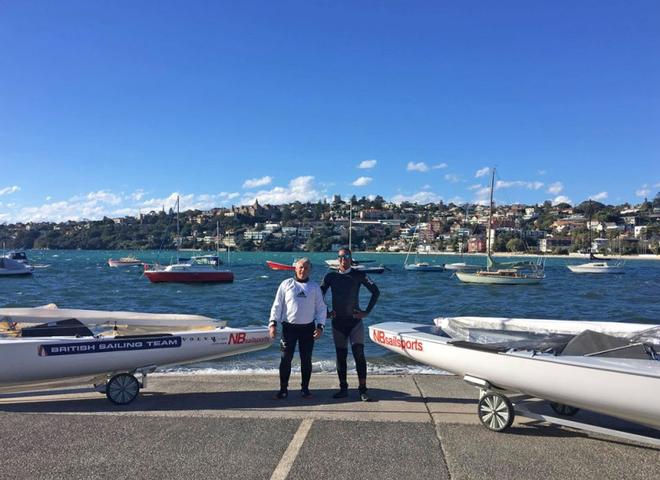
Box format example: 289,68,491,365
455,271,543,285
444,262,481,272
567,263,624,274
369,321,660,429
0,326,272,390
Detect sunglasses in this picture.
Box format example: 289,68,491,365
338,254,352,259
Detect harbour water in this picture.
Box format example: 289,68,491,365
2,250,659,374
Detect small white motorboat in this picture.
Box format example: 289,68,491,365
108,256,143,267
0,306,272,404
0,257,33,276
369,316,660,444
444,262,481,272
404,262,444,272
567,261,624,274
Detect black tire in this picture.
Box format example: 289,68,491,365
478,393,515,432
550,402,580,416
106,373,140,405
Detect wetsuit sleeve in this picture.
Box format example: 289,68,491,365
361,275,380,314
320,273,330,295
313,285,327,327
269,281,286,324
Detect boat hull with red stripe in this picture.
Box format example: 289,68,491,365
266,260,295,271
144,270,234,283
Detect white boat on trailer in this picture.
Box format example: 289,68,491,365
369,316,660,446
0,306,272,404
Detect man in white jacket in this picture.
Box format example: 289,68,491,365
269,257,326,399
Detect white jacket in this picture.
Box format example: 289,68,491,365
269,278,327,327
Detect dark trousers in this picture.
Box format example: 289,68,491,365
279,322,315,391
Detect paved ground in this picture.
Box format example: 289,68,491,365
0,374,658,480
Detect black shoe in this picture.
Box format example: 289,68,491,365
332,388,348,399
273,390,288,400
301,388,312,398
359,388,372,402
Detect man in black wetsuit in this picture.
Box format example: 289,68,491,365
321,247,380,401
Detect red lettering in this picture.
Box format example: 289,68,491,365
228,333,246,344
372,329,423,351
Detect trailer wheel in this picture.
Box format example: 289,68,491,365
550,402,580,416
106,373,140,405
478,393,514,432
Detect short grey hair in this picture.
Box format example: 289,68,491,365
295,257,311,267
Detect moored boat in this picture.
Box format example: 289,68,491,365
567,261,624,274
0,257,33,276
266,260,295,271
108,256,143,267
144,255,233,283
404,262,444,272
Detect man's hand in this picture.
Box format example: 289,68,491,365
268,324,277,339
313,327,323,339
353,310,367,320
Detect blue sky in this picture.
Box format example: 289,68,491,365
1,1,658,222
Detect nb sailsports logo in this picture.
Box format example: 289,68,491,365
38,337,182,357
372,330,423,351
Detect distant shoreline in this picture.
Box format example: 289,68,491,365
363,251,660,261
22,248,660,261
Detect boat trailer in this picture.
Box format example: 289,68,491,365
0,365,157,405
463,375,660,449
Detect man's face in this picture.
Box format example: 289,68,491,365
338,250,352,271
295,261,311,280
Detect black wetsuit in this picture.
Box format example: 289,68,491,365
320,269,379,390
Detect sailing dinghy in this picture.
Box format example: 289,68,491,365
369,316,660,445
0,306,272,404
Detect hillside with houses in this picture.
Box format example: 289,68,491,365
2,194,659,255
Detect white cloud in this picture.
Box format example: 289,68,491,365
547,182,563,195
654,182,660,188
467,184,482,191
242,176,273,189
86,190,122,205
495,180,544,190
407,162,429,172
0,185,20,196
390,191,442,204
636,188,650,197
130,189,146,201
431,163,448,169
351,176,372,187
552,195,572,206
589,191,608,202
242,176,324,205
421,184,431,190
358,159,377,169
444,174,460,183
475,167,490,178
219,191,240,200
538,170,547,175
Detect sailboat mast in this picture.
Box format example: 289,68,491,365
349,202,352,251
486,168,495,263
176,196,181,250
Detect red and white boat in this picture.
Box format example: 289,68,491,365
266,260,295,271
144,255,234,283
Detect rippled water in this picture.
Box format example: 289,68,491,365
2,250,659,374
